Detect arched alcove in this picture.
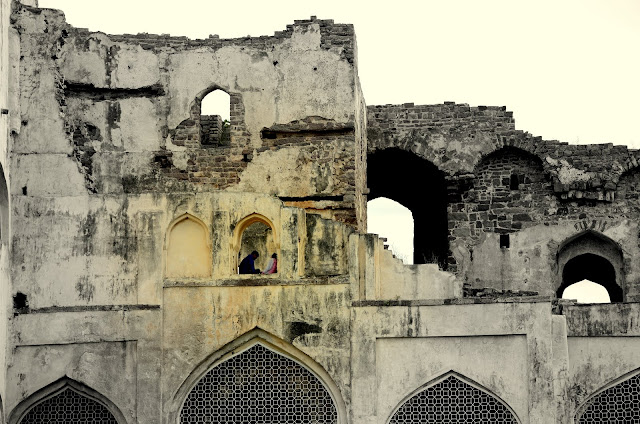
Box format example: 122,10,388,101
0,164,8,248
576,369,640,423
387,372,519,424
232,214,278,274
367,148,448,267
616,166,640,203
472,147,549,235
367,197,414,264
9,378,126,424
172,329,346,424
200,89,231,147
556,231,624,302
166,214,211,279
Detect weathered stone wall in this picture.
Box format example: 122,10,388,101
11,6,364,225
4,3,640,424
0,0,13,417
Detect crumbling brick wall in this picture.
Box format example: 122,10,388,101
367,102,640,296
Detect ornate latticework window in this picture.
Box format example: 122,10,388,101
18,387,118,424
389,375,517,424
577,373,640,423
180,343,338,423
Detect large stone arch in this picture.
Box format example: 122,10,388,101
367,147,449,267
556,230,624,302
387,371,520,424
169,328,346,424
575,368,640,423
8,377,127,424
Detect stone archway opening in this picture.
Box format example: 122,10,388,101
561,279,611,303
367,148,448,268
233,214,279,275
558,254,620,302
200,89,231,146
367,197,414,264
556,231,624,302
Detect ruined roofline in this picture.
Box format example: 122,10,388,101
367,101,640,198
18,4,356,61
367,101,639,152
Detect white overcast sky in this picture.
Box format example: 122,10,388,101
36,1,638,299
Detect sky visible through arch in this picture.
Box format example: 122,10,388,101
36,0,638,303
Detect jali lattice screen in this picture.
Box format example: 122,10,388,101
389,375,517,424
18,387,118,424
180,343,338,423
578,373,640,423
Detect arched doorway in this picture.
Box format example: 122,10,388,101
367,148,448,267
556,231,623,302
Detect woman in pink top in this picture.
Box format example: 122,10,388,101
262,253,277,274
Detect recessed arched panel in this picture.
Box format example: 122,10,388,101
9,378,126,424
388,373,519,424
179,343,338,424
473,147,550,234
576,369,640,423
166,214,211,278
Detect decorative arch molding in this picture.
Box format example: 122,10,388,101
386,370,520,424
8,377,128,424
555,230,624,302
165,213,212,279
231,213,280,273
168,327,347,424
575,367,640,423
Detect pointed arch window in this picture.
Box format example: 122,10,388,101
180,343,337,423
389,374,518,424
11,378,124,424
576,371,640,423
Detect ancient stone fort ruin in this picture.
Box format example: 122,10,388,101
0,1,639,423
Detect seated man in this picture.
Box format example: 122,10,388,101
239,251,260,274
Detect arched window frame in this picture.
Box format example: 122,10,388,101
168,328,347,424
8,377,127,424
165,213,212,279
231,213,279,275
556,230,624,302
385,370,521,424
574,367,640,422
